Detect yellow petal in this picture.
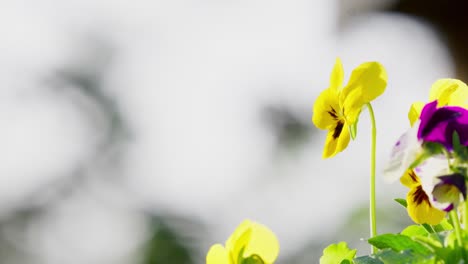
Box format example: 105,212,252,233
322,122,350,158
329,58,344,91
206,244,230,264
408,101,424,127
400,170,420,188
312,87,341,130
226,220,253,262
340,62,387,116
406,186,445,225
429,78,468,107
340,88,362,125
242,222,280,264
335,124,351,155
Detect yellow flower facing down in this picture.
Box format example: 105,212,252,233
312,58,387,158
408,78,468,126
206,220,279,264
400,170,445,225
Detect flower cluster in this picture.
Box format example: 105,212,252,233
205,58,388,264
312,60,468,263
205,59,468,264
385,79,468,225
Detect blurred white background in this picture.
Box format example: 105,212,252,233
0,0,458,263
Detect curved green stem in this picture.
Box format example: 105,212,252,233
366,103,378,254
450,210,464,249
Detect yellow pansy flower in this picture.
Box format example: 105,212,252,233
312,58,387,158
400,170,445,225
206,220,279,264
408,78,468,126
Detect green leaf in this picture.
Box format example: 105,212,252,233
394,198,407,208
433,218,453,232
354,255,383,264
355,250,437,264
422,142,445,156
320,242,357,264
413,236,443,251
400,225,443,251
368,234,433,255
453,131,461,151
374,249,436,264
443,230,463,249
452,131,464,158
401,225,428,237
452,131,468,162
434,244,464,263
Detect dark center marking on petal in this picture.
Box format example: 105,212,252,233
327,107,338,119
409,171,419,183
413,185,430,205
332,121,344,139
421,108,461,138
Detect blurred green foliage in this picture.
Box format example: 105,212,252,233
142,218,198,264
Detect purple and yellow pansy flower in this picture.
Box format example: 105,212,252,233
385,79,468,225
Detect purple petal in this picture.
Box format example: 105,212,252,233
418,101,468,149
442,203,454,212
436,173,466,199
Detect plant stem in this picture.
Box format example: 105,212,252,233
450,210,464,249
421,223,435,234
465,200,468,230
366,103,378,254
422,224,444,244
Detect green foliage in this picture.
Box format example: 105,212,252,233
372,249,436,264
394,198,407,208
329,195,466,264
354,249,437,264
353,255,383,264
368,234,433,256
422,142,445,156
452,131,468,162
433,219,453,232
319,242,357,264
338,222,468,263
142,220,195,264
401,225,428,237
